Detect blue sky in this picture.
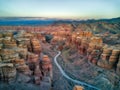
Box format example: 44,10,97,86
0,0,120,19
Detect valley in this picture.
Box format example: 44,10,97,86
0,17,120,90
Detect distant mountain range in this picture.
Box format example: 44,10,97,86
0,17,57,26
54,17,120,24
0,17,119,26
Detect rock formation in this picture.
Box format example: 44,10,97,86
0,63,16,82
40,55,52,78
0,30,52,89
73,85,84,90
31,38,41,54
55,30,120,75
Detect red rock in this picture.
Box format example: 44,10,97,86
73,85,84,90
41,55,52,76
31,38,41,54
27,52,39,63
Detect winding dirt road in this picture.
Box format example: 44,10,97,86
54,51,100,90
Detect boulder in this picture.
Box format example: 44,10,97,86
73,85,84,90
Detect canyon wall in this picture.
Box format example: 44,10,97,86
62,31,120,75
50,29,120,76
0,30,52,88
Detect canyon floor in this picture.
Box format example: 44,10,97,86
41,41,120,90
41,42,76,90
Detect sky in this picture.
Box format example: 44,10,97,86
0,0,120,19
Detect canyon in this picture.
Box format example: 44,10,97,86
0,17,120,90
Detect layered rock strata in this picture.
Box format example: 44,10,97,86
54,30,120,75
0,31,52,88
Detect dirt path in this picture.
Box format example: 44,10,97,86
54,51,100,90
41,42,74,90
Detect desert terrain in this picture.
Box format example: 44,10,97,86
0,17,120,90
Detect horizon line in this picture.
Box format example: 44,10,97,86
0,16,120,20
